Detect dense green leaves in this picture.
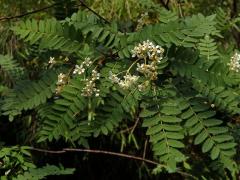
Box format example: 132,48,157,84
141,89,186,170
1,70,58,121
182,97,236,163
12,19,82,53
37,77,88,143
0,55,25,81
193,81,240,115
13,164,75,180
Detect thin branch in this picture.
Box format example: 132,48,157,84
119,116,140,134
67,148,160,165
0,0,109,24
0,3,60,21
119,126,133,134
130,116,140,134
143,139,148,159
31,147,66,154
79,0,109,24
31,147,159,165
30,147,197,179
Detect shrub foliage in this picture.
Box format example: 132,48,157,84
0,0,240,179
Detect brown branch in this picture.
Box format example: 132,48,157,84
31,147,66,154
120,109,141,134
119,126,133,134
30,147,159,165
0,3,60,21
143,139,148,159
119,116,140,134
66,148,160,165
0,0,109,24
79,0,109,24
30,147,197,179
130,116,140,134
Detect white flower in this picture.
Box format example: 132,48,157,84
57,73,67,85
228,52,240,72
136,62,158,80
55,73,68,94
91,69,100,80
137,84,145,92
73,65,85,75
82,57,93,67
131,40,164,62
109,71,120,83
81,70,100,97
48,57,56,64
110,72,139,90
118,74,139,89
73,57,93,76
64,57,69,62
136,12,150,30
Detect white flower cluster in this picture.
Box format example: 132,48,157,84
118,74,139,89
73,57,93,75
73,65,85,75
132,40,164,80
57,73,68,85
137,81,149,92
137,84,145,92
82,70,100,97
108,41,165,90
228,52,240,72
48,56,69,65
131,40,164,62
109,72,139,90
48,57,56,64
59,56,69,62
136,12,149,31
55,73,68,94
109,72,121,83
136,62,158,80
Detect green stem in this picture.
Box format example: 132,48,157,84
127,59,141,73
